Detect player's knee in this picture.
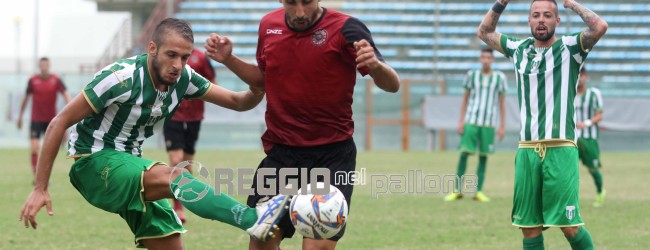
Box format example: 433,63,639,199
521,227,542,238
560,226,580,238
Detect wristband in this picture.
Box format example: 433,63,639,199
583,120,593,127
492,1,506,14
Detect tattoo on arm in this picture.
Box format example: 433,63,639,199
478,11,505,54
568,2,606,51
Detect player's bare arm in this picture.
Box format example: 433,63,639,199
564,0,608,52
458,90,470,135
477,0,509,55
16,94,30,129
200,83,265,111
205,33,265,88
19,93,94,229
354,39,400,93
498,93,506,141
577,110,603,129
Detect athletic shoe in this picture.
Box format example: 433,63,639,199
246,194,292,241
444,193,463,201
473,192,491,202
593,189,606,207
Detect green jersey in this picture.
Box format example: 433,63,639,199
68,54,212,157
463,69,507,127
500,32,589,142
575,87,603,139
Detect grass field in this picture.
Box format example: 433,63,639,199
2,148,649,249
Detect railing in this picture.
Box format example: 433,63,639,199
80,18,132,74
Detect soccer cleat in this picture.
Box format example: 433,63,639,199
473,192,491,202
593,190,606,207
444,193,463,201
246,194,292,241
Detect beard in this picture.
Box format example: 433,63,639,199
151,53,177,86
531,27,555,42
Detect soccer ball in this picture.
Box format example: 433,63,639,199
289,183,348,239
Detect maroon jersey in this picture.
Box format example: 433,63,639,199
26,74,66,122
171,49,216,122
257,8,383,151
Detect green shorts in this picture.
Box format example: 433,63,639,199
511,140,584,228
459,123,495,155
577,138,601,170
69,150,186,248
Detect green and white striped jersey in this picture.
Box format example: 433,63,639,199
68,54,212,157
463,69,507,127
575,87,603,139
500,32,589,142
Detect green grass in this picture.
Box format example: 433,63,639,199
2,149,649,249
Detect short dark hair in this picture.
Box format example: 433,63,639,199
152,18,194,46
481,48,494,54
39,57,49,62
580,67,587,74
531,0,558,15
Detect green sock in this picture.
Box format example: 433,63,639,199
590,169,603,194
456,152,469,190
523,234,545,250
477,156,487,192
171,172,258,230
566,227,595,250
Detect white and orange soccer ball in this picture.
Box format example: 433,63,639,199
289,183,348,239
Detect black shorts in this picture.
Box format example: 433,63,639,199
30,121,50,139
163,120,202,154
247,138,356,241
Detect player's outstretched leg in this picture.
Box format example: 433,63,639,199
168,170,291,241
588,167,605,207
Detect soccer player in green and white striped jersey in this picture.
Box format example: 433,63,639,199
575,67,605,207
445,48,507,202
479,0,607,249
19,18,290,249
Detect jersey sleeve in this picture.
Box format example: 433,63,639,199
341,17,384,76
499,34,522,59
57,78,67,93
499,72,507,94
184,66,212,99
592,88,603,111
82,65,133,114
463,71,473,90
25,79,33,94
256,21,267,74
564,32,589,63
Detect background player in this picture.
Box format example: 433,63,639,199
17,57,72,179
204,0,401,249
478,0,607,249
163,48,216,223
575,67,605,207
445,48,506,202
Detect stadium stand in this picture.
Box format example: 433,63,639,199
176,0,650,95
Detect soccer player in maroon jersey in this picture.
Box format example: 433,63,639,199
17,57,71,179
205,0,401,249
163,48,216,223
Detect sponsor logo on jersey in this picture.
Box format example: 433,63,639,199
267,29,283,35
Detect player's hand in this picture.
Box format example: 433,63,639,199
457,122,464,135
497,0,510,5
498,126,505,141
576,122,585,129
353,39,381,71
563,0,576,8
19,189,54,229
17,119,22,129
205,33,233,63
